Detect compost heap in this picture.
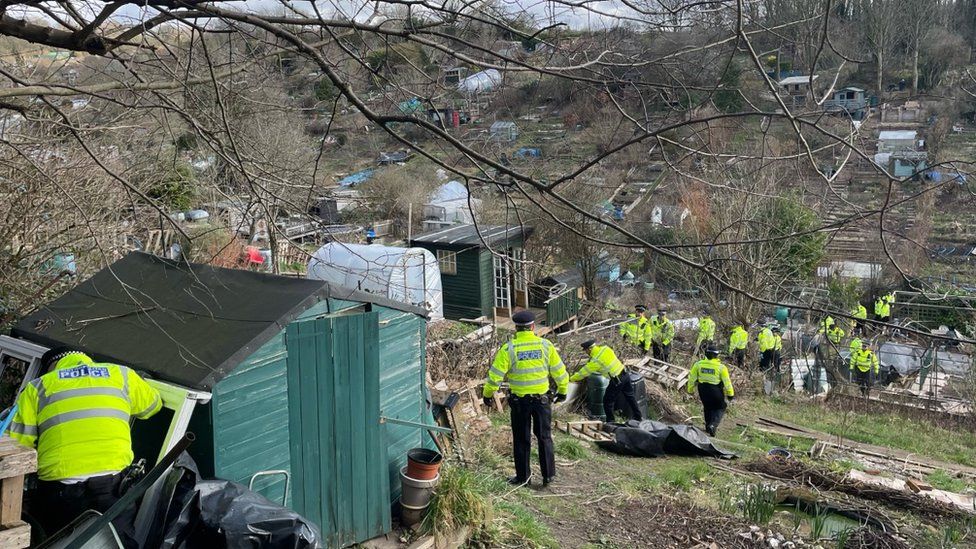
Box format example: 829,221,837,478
596,420,736,459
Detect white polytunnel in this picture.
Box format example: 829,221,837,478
307,242,444,320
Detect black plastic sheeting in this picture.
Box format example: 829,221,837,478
596,420,737,460
148,454,321,549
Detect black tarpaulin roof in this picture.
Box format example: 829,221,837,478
12,252,423,390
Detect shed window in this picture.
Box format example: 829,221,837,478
437,250,457,275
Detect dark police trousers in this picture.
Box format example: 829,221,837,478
732,349,745,368
697,383,728,432
652,342,671,362
853,369,872,396
759,350,775,373
604,374,643,422
32,472,136,547
509,394,555,482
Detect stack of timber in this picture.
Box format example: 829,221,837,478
553,420,613,442
0,437,35,548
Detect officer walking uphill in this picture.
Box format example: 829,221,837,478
483,310,568,486
687,346,735,436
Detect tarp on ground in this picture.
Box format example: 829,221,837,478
596,420,736,459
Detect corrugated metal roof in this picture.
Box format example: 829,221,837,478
779,75,818,85
879,130,917,141
410,223,532,247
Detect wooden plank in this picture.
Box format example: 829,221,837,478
0,475,24,527
0,439,35,481
362,312,390,535
346,314,369,540
332,316,354,546
0,521,29,548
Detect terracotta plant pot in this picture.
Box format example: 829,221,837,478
406,448,442,480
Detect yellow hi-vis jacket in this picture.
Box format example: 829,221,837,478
875,295,893,317
850,348,880,374
570,345,624,382
696,317,716,346
852,304,867,320
774,333,782,352
757,328,776,352
619,313,645,345
8,353,162,481
687,358,734,397
728,326,748,353
484,331,569,398
648,315,675,346
849,338,863,355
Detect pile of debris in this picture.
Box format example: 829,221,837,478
743,457,970,521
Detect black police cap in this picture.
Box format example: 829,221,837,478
581,339,596,350
41,345,82,370
512,310,536,326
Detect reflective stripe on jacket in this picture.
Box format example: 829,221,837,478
8,353,162,481
757,328,775,352
696,317,715,345
687,358,734,397
728,327,748,352
484,331,569,397
849,338,862,355
850,348,879,374
570,345,624,382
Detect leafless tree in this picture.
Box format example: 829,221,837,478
0,0,971,345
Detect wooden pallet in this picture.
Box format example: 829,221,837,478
625,357,690,390
0,437,36,548
553,420,613,442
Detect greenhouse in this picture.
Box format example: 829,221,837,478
307,242,443,320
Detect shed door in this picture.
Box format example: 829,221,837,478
285,312,391,547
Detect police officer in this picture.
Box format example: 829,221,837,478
851,302,867,335
728,324,748,368
696,312,716,355
649,307,675,362
771,325,783,373
619,305,647,351
687,346,734,436
8,346,162,544
849,342,880,396
484,310,568,486
571,340,642,423
757,324,776,372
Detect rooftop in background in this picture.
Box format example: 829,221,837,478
409,223,533,247
879,130,917,140
13,252,423,390
778,75,819,86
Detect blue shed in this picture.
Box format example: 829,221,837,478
12,252,434,547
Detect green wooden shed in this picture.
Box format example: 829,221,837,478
12,252,435,547
410,224,533,322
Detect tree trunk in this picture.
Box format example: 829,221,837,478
877,52,884,96
912,44,920,93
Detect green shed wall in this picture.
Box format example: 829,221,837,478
416,244,489,320
478,249,493,317
208,298,432,507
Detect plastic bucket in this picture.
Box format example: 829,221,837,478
406,448,442,480
401,501,429,527
400,466,439,508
